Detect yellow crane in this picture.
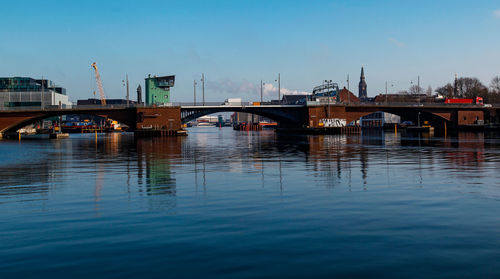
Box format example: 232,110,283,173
91,62,106,105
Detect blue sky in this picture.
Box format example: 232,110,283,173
1,0,499,102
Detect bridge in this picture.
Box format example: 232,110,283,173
0,103,497,137
180,105,306,126
182,103,497,131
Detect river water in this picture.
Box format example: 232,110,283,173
1,128,500,278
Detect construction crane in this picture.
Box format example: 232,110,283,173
91,62,106,105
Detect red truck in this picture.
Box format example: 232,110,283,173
444,97,483,105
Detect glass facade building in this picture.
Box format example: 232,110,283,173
0,77,71,109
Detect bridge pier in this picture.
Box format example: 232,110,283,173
305,104,490,134
0,106,186,139
134,107,185,137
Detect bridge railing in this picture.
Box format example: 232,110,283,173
1,102,498,111
172,102,234,106
342,102,495,108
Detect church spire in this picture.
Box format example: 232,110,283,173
358,66,367,100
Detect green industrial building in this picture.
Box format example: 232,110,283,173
145,75,175,106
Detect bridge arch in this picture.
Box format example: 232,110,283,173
340,106,454,131
181,106,307,127
0,108,137,134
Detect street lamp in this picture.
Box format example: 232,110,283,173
417,75,421,105
122,74,130,107
275,73,280,104
385,81,394,105
193,80,197,106
347,74,350,104
201,73,205,106
260,80,263,103
325,80,332,118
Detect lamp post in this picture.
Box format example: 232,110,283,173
122,74,130,107
260,80,263,103
193,80,197,106
201,73,205,106
347,74,350,104
418,75,420,105
275,73,280,104
385,81,388,105
41,76,44,109
325,80,332,118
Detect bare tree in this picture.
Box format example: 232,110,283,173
435,83,454,97
408,85,424,95
455,77,486,97
426,85,432,96
490,76,500,93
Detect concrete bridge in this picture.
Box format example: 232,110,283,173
180,103,496,130
0,103,497,137
180,105,307,126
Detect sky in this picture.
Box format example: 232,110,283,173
1,0,500,103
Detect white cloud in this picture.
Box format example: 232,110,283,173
262,83,310,96
388,37,405,48
494,9,500,18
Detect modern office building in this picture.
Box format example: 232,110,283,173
145,75,175,106
0,77,71,109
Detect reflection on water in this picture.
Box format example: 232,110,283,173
1,129,500,278
1,129,499,205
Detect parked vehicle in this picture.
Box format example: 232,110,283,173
444,97,483,105
223,98,242,106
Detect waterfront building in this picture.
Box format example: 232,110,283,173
358,66,367,100
198,115,219,123
360,111,400,128
145,75,175,106
231,112,271,124
337,88,360,104
0,77,71,109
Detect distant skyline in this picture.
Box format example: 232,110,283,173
1,0,499,102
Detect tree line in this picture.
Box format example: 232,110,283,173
385,76,500,104
435,76,500,103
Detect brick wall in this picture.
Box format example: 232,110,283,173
135,107,182,130
457,110,484,125
308,106,369,127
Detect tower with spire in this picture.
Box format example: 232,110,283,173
358,66,367,100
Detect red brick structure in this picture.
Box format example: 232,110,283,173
306,104,486,129
136,107,182,130
0,107,182,137
337,88,360,104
